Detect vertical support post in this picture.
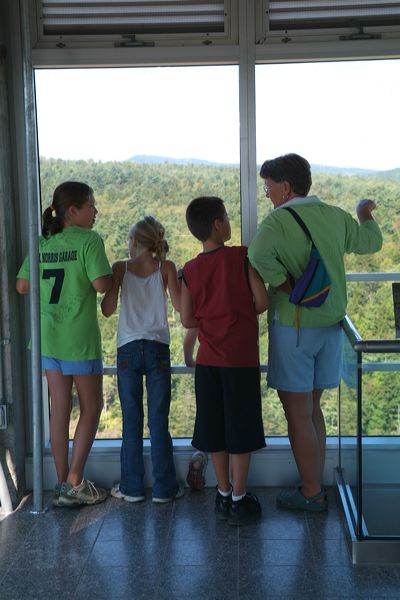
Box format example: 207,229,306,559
239,0,258,246
19,0,43,512
0,41,13,514
356,350,363,539
337,384,342,471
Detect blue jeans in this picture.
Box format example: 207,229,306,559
117,339,178,499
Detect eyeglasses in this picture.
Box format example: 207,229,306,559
263,184,270,193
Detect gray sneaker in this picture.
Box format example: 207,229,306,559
58,479,108,507
52,483,62,507
152,482,185,504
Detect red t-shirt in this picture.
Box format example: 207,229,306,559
183,246,260,367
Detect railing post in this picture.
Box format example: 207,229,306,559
356,349,363,539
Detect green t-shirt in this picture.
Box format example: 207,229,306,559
248,196,383,328
18,226,112,360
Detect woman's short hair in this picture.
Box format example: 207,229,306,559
259,153,312,196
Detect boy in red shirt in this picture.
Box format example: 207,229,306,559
181,196,268,525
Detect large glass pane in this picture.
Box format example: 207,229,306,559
361,354,400,536
256,59,400,436
35,66,240,439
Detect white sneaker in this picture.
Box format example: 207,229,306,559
152,482,185,503
111,484,145,503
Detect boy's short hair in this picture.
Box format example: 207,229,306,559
259,153,312,196
186,196,226,242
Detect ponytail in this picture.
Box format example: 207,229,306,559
154,239,168,262
42,206,64,238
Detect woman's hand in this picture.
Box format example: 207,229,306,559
356,199,377,222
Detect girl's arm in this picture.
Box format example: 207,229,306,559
163,260,181,311
101,262,124,317
180,280,199,328
92,274,112,294
16,278,29,295
183,327,198,368
248,263,268,315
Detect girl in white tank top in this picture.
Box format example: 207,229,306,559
101,216,183,502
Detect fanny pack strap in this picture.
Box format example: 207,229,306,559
279,207,317,343
276,206,314,285
282,206,316,248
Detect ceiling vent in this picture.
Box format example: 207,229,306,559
33,1,236,46
267,0,400,31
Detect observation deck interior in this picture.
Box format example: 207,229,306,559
1,1,400,597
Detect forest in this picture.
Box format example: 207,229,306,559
38,157,400,439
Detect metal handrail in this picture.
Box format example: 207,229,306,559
354,339,400,353
341,315,363,345
346,272,400,282
340,315,400,541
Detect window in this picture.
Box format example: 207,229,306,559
256,58,400,435
35,64,240,438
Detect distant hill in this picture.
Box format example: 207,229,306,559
128,154,235,167
378,167,400,180
311,164,378,176
127,155,399,177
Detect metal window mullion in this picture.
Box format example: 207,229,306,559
20,0,44,513
239,0,257,246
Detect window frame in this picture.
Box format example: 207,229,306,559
27,1,400,452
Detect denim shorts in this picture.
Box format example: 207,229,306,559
42,356,103,375
267,321,343,392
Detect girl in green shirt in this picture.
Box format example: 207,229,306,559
17,181,112,507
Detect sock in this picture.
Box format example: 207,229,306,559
218,486,232,497
232,492,246,502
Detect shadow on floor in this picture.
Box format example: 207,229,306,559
1,487,399,599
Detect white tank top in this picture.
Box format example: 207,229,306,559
117,262,170,348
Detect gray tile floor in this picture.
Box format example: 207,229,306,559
1,487,400,599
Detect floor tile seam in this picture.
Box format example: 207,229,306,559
394,566,400,584
0,533,26,580
71,509,107,599
71,555,99,600
0,560,13,587
152,498,176,599
237,559,315,567
304,511,318,568
238,535,310,541
234,524,240,600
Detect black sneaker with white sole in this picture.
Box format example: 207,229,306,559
215,487,232,520
228,492,261,526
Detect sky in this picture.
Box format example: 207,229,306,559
34,59,400,171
